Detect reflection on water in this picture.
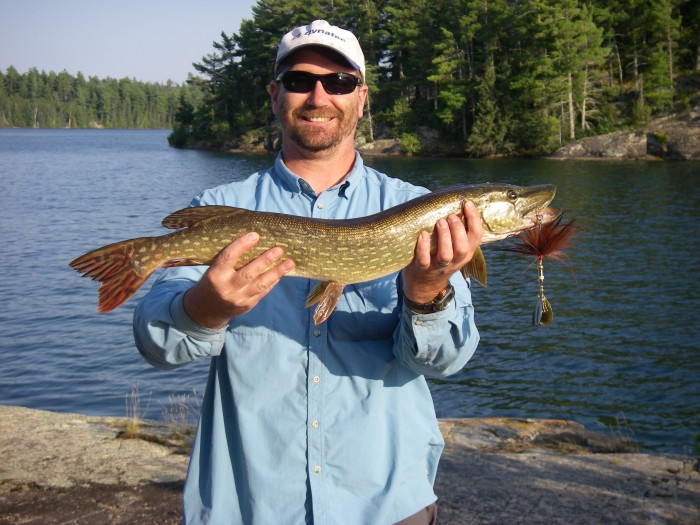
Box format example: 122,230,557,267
0,129,697,453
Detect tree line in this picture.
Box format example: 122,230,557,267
171,0,698,156
0,67,201,129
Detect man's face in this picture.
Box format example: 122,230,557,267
270,48,368,156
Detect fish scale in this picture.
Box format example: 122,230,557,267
69,183,558,323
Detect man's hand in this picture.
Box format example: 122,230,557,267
402,200,483,305
183,232,296,329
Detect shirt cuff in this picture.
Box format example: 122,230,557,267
401,300,455,361
169,292,228,348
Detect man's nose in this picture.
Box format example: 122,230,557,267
305,80,330,106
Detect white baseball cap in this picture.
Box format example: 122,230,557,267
275,20,366,81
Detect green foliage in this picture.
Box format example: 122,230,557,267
399,132,421,155
466,55,509,156
632,97,652,127
4,0,698,157
0,66,194,129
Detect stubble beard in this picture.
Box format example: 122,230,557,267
279,102,358,154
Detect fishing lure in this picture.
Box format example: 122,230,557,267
502,212,579,326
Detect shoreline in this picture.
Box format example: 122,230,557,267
1,405,698,524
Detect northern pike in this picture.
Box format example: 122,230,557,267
70,183,558,324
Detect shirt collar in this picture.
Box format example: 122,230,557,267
273,151,364,200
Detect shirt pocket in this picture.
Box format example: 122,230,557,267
328,275,400,341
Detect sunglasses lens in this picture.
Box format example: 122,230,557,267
281,72,316,93
279,72,360,95
322,74,359,95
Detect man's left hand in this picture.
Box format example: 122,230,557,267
402,200,483,305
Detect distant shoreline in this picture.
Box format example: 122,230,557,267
3,115,697,161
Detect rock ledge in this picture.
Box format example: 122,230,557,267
1,406,698,524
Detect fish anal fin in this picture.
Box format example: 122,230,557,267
461,246,487,287
162,205,244,229
306,281,345,325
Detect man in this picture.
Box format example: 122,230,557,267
134,20,482,525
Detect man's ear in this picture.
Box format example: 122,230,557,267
270,80,280,115
357,84,369,118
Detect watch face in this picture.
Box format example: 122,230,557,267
433,285,455,311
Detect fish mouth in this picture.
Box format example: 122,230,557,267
519,184,558,228
509,206,561,235
527,206,561,227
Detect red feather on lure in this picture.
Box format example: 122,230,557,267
501,212,580,326
503,212,580,264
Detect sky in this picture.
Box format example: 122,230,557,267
0,0,259,84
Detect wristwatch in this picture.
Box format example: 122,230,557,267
403,284,455,314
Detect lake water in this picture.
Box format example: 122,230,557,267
0,129,698,454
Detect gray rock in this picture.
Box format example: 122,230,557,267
1,406,698,524
549,113,700,161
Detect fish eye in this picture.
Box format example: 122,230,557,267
507,190,518,201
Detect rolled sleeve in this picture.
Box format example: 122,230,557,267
133,275,226,370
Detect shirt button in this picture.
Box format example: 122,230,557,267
312,375,320,384
317,203,324,209
313,465,321,474
313,329,321,337
311,420,320,428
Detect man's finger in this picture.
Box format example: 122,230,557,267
464,201,483,243
434,218,454,267
413,231,432,269
212,232,260,269
251,257,296,294
445,215,467,260
235,245,285,284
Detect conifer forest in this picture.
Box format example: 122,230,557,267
2,0,698,156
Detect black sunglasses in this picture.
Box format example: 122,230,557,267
276,71,362,95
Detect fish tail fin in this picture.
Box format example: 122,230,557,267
69,237,155,312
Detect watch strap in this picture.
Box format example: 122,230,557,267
403,284,455,314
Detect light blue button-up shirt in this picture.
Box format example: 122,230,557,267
133,152,479,525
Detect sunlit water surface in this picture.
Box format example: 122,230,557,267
0,129,697,453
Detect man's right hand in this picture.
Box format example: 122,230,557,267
182,232,296,329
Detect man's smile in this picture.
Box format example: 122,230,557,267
295,110,338,124
305,116,334,123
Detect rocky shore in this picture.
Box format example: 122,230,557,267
0,405,698,524
359,109,700,160
547,111,700,161
221,107,700,161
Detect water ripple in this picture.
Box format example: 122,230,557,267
0,130,697,453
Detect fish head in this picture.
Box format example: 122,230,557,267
469,183,559,243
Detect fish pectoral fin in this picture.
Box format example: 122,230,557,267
306,281,345,325
461,246,487,287
161,205,243,229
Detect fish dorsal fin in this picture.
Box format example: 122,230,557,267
461,246,487,287
161,205,243,229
